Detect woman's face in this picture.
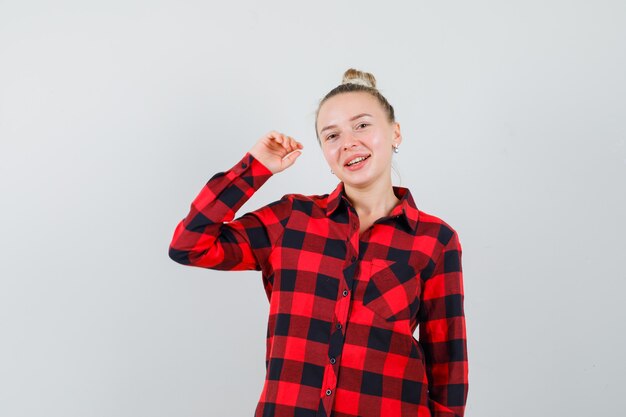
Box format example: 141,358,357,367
316,92,401,189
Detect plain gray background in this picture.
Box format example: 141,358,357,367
1,1,625,416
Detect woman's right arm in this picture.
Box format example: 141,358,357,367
168,131,303,271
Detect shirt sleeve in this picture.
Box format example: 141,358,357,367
168,152,292,274
418,227,468,417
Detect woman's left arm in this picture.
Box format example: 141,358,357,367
418,227,468,417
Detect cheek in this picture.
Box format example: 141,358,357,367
373,134,393,151
322,146,339,164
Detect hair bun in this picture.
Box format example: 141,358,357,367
341,68,377,89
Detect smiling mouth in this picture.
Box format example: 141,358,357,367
345,155,371,166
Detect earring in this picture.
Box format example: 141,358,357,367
331,169,334,174
393,144,399,153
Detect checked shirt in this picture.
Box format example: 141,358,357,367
169,152,468,417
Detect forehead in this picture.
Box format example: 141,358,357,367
317,92,385,126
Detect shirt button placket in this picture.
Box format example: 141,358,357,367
321,221,358,413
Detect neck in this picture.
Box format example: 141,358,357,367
343,179,399,218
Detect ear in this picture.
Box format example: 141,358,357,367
392,122,402,147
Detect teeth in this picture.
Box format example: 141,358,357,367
347,156,368,166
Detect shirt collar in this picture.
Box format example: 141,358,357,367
326,182,419,232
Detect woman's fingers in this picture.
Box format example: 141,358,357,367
285,135,304,151
269,132,303,154
250,131,304,174
284,135,295,152
281,134,291,150
288,136,298,150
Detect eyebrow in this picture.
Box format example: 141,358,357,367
319,113,373,134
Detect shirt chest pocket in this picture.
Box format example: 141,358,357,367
361,258,420,322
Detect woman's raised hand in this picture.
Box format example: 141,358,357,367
249,131,304,174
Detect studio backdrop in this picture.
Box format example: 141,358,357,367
1,1,624,416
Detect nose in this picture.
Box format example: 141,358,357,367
342,133,358,150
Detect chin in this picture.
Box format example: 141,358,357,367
341,174,375,187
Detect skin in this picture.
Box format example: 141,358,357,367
249,91,402,235
249,130,304,174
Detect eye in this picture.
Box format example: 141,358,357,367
357,122,369,129
325,133,338,141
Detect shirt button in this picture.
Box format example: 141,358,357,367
351,256,356,262
241,162,248,168
342,289,349,297
336,323,342,330
326,389,332,396
330,357,336,364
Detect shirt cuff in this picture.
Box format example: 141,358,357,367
231,152,273,177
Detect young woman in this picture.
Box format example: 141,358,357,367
169,69,468,417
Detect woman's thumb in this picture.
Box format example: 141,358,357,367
282,150,302,169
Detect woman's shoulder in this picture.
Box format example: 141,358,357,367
415,206,460,245
277,190,332,210
418,207,455,228
249,190,330,215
